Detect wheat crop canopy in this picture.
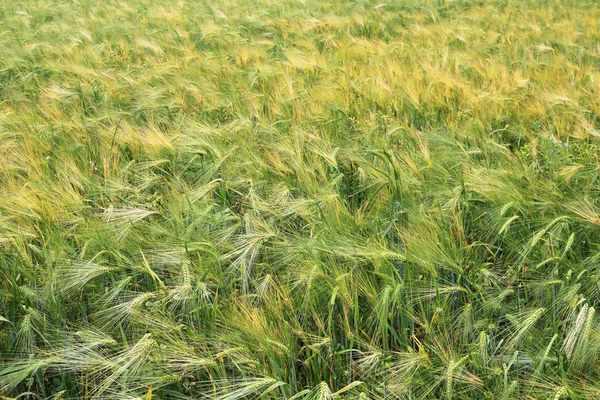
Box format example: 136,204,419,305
1,0,600,399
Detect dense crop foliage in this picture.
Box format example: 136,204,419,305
1,0,600,398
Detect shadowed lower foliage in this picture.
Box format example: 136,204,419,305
1,0,600,398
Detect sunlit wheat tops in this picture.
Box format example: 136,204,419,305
1,0,600,398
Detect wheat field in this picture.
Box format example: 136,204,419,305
1,0,600,398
